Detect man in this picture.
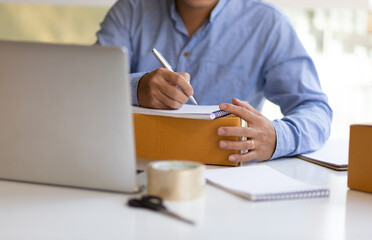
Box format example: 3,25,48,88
96,0,332,163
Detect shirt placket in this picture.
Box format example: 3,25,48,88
174,21,211,74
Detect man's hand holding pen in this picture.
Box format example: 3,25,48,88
137,68,193,109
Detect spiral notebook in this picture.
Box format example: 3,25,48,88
206,165,330,201
132,104,230,119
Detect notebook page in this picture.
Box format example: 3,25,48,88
133,104,229,119
206,165,329,201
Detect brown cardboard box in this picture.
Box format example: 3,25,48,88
368,12,372,33
348,123,372,193
133,114,242,166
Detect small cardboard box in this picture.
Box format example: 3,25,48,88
133,114,242,166
348,123,372,193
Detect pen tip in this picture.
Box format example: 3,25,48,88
190,97,198,105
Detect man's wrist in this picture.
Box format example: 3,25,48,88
270,119,296,159
130,72,148,106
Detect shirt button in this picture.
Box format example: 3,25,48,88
183,52,189,57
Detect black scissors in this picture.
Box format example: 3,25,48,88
128,195,195,225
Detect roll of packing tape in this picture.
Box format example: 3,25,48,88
147,161,205,201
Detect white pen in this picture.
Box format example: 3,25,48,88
152,48,198,105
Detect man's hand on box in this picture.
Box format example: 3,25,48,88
217,98,277,162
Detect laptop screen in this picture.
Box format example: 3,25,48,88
0,41,138,193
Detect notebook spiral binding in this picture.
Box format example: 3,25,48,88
211,110,230,119
252,189,330,202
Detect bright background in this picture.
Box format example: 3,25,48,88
1,0,372,141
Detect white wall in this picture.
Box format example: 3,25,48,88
0,0,115,6
270,0,369,9
0,0,370,8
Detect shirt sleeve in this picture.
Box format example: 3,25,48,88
95,0,145,105
262,17,333,159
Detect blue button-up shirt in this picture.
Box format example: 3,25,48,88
96,0,332,159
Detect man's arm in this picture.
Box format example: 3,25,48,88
96,1,193,108
217,16,332,162
262,17,332,159
264,57,332,159
96,0,144,105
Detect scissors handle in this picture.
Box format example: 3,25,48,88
128,195,195,225
128,195,166,211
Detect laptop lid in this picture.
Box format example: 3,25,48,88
0,41,138,193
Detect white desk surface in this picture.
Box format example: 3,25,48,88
1,157,372,240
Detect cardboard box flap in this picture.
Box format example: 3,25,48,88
351,122,372,127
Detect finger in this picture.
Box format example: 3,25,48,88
155,69,192,104
151,69,189,104
161,69,193,97
232,98,261,116
147,97,174,109
157,82,189,105
219,103,259,124
227,151,258,163
156,90,185,109
137,70,188,109
217,126,257,138
178,72,191,83
219,139,255,151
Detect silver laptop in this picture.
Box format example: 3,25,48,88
0,41,139,193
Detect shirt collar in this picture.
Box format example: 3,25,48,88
169,1,181,23
169,1,188,35
209,0,228,22
169,0,229,24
